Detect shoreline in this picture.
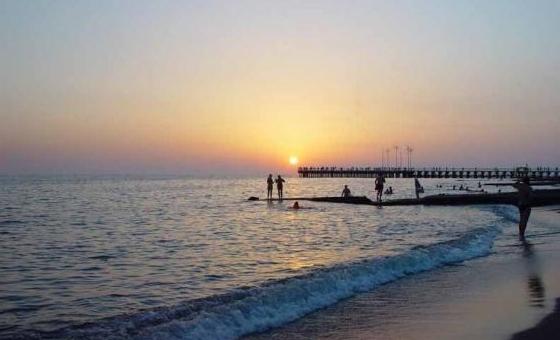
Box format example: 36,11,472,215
511,207,560,340
245,207,560,340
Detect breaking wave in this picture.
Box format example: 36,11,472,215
24,221,505,340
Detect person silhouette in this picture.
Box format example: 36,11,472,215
341,185,351,198
266,174,274,199
512,176,533,239
375,174,385,202
275,175,286,200
414,177,423,199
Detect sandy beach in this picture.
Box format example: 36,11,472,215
246,207,560,340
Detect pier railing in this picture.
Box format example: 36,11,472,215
297,166,560,179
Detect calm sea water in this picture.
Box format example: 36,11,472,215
0,176,517,339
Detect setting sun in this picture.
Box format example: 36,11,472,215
289,156,299,166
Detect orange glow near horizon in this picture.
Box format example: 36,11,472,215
2,2,559,175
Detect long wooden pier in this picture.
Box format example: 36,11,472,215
298,166,560,179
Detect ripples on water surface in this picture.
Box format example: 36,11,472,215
0,176,513,338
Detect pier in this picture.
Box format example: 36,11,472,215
298,166,560,180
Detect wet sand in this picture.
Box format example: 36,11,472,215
245,207,560,340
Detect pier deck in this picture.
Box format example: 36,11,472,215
298,166,560,179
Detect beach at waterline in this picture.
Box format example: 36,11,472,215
247,207,560,340
1,176,559,339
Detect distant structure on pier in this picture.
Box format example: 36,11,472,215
298,166,560,179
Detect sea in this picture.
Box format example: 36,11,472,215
0,175,546,339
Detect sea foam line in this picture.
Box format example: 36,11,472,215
134,225,501,340
21,207,513,340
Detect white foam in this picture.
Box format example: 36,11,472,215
137,225,501,340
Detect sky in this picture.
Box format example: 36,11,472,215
1,0,559,175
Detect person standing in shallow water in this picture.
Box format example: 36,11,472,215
414,177,424,200
375,174,385,202
275,175,286,200
266,174,274,199
341,185,351,198
512,176,533,239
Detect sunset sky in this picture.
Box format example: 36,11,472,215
1,0,559,175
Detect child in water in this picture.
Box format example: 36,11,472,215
291,201,313,210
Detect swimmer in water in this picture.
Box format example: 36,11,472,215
292,201,300,209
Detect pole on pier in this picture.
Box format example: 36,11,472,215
386,149,390,169
406,146,413,169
